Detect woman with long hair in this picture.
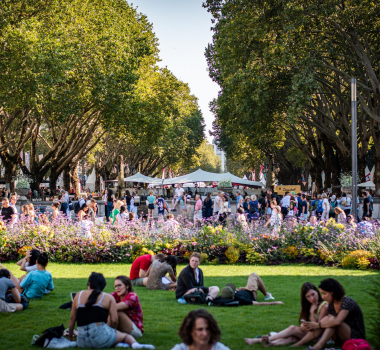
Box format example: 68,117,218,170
245,282,328,346
295,278,365,349
110,275,151,343
146,255,178,290
68,272,154,349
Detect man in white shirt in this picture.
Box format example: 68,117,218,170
171,184,184,211
9,195,18,223
280,191,291,217
213,191,224,215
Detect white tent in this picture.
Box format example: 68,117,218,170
163,169,263,187
124,172,163,185
358,180,375,189
86,168,96,191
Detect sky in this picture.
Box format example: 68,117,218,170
130,0,219,141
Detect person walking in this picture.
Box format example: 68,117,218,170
203,193,213,220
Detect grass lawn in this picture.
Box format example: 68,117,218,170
1,263,378,350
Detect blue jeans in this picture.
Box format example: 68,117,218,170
106,202,114,222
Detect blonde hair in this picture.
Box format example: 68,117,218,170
149,190,154,196
115,200,124,210
28,203,34,209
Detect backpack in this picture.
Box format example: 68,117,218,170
74,201,81,214
329,201,336,213
316,200,323,212
184,290,207,305
33,324,65,347
249,201,257,214
342,339,371,350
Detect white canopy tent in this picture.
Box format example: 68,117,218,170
358,180,375,189
123,172,163,185
163,169,263,187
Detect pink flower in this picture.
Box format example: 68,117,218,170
192,242,197,246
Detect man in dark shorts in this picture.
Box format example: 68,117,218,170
1,198,15,224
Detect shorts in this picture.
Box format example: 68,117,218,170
77,322,117,349
131,278,145,286
194,211,202,220
148,204,154,210
131,322,142,338
266,208,272,215
0,299,16,313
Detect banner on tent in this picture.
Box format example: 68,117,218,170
275,185,301,195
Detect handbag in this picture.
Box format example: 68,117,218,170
184,290,207,305
33,324,65,347
342,339,371,350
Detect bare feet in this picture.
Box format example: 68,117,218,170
244,338,262,345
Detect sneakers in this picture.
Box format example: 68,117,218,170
178,297,187,304
264,293,275,301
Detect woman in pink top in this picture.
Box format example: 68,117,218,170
193,194,203,224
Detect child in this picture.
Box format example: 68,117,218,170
80,215,94,238
51,202,60,220
236,207,248,229
19,252,54,299
156,194,167,218
16,249,40,281
180,196,187,217
116,205,128,227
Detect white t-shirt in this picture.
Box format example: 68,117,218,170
25,262,38,273
281,195,290,207
214,196,222,213
116,212,128,227
10,204,18,223
175,188,184,198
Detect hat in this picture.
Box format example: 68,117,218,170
291,191,296,195
221,286,234,299
225,283,236,291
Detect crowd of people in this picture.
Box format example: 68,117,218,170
0,250,366,349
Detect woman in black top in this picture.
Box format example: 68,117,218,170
203,193,213,219
176,252,219,302
68,272,154,349
125,190,132,212
302,278,365,350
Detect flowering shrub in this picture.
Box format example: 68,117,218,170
0,215,379,269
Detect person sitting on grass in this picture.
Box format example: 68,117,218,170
212,272,281,307
19,252,54,299
69,273,154,349
176,252,219,304
0,269,24,313
129,253,165,287
146,255,178,291
245,282,327,346
110,275,147,342
16,249,40,282
171,309,230,350
293,278,365,349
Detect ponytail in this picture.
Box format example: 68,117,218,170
85,272,106,308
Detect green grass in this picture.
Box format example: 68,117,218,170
1,263,378,350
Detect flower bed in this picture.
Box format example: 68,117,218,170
1,218,379,269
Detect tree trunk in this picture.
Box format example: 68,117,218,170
49,168,58,193
117,155,124,198
374,155,380,193
63,166,71,191
2,158,16,192
266,154,274,190
71,163,80,198
95,165,101,192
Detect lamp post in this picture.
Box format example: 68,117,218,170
351,78,358,219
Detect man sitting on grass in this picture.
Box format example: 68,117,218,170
210,272,284,306
19,252,54,299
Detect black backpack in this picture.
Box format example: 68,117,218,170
184,290,207,305
33,324,65,347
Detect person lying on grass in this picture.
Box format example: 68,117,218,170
0,269,24,313
110,275,145,340
245,282,327,346
171,309,230,350
211,272,282,307
146,255,178,291
68,272,154,349
176,252,219,304
19,252,54,299
292,278,365,350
